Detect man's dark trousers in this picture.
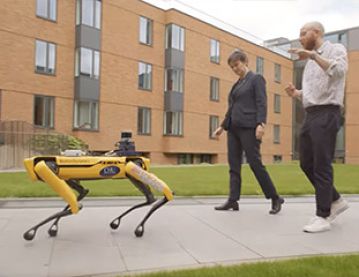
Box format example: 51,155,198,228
299,105,342,218
227,128,278,201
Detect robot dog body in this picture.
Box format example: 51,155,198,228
23,133,173,240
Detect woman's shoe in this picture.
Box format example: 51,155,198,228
214,201,239,211
269,197,284,214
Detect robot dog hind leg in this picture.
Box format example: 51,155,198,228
109,175,156,230
125,161,174,237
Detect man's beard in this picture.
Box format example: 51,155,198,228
304,39,316,50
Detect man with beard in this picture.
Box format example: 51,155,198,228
285,22,349,233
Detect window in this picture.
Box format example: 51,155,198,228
138,62,152,90
34,95,54,128
200,154,212,164
273,155,282,163
178,154,193,164
74,101,99,130
139,16,153,45
76,0,101,29
256,56,264,75
336,126,345,155
75,47,100,79
166,24,185,51
164,111,183,135
209,115,219,139
138,107,151,135
35,40,56,74
165,69,184,92
210,39,220,63
274,94,281,113
210,77,219,101
274,63,281,83
36,0,57,21
273,124,280,144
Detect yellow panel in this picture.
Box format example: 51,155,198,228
125,161,174,201
34,161,79,214
23,158,38,181
55,156,127,166
58,163,127,180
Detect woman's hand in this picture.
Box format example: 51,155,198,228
256,124,265,140
212,126,224,138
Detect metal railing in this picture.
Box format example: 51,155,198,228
0,121,86,170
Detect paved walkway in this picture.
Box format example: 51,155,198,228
0,196,358,277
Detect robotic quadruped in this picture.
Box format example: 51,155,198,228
23,132,174,240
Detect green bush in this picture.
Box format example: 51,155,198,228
29,133,88,155
66,135,88,150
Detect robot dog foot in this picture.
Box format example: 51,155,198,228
23,204,83,241
134,197,168,237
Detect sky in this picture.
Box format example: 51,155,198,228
143,0,359,44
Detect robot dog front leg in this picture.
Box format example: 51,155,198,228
23,161,82,241
47,180,89,238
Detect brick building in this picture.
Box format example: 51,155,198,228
0,0,296,165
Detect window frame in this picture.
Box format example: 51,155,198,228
274,63,281,83
210,39,220,64
35,39,56,75
75,47,100,79
73,100,99,131
256,56,264,75
165,68,184,93
137,107,152,135
209,115,219,139
210,77,219,102
163,111,183,136
139,16,153,46
36,0,57,22
33,95,55,129
165,24,185,51
138,61,153,91
76,0,102,29
273,124,280,144
177,154,193,165
274,93,281,114
273,155,283,163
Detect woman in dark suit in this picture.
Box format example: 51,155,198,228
213,49,284,214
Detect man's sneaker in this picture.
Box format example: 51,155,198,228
303,216,331,233
328,197,349,222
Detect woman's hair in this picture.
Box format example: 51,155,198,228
227,49,248,65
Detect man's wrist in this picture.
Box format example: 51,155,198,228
295,90,302,99
309,51,317,60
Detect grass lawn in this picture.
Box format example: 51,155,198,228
0,163,358,198
126,254,359,277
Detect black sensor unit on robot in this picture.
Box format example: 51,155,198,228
115,131,141,156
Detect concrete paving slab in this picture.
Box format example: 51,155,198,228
48,242,126,277
0,197,358,277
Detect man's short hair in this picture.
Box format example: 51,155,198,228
305,21,325,35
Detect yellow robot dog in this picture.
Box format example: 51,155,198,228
23,132,174,241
